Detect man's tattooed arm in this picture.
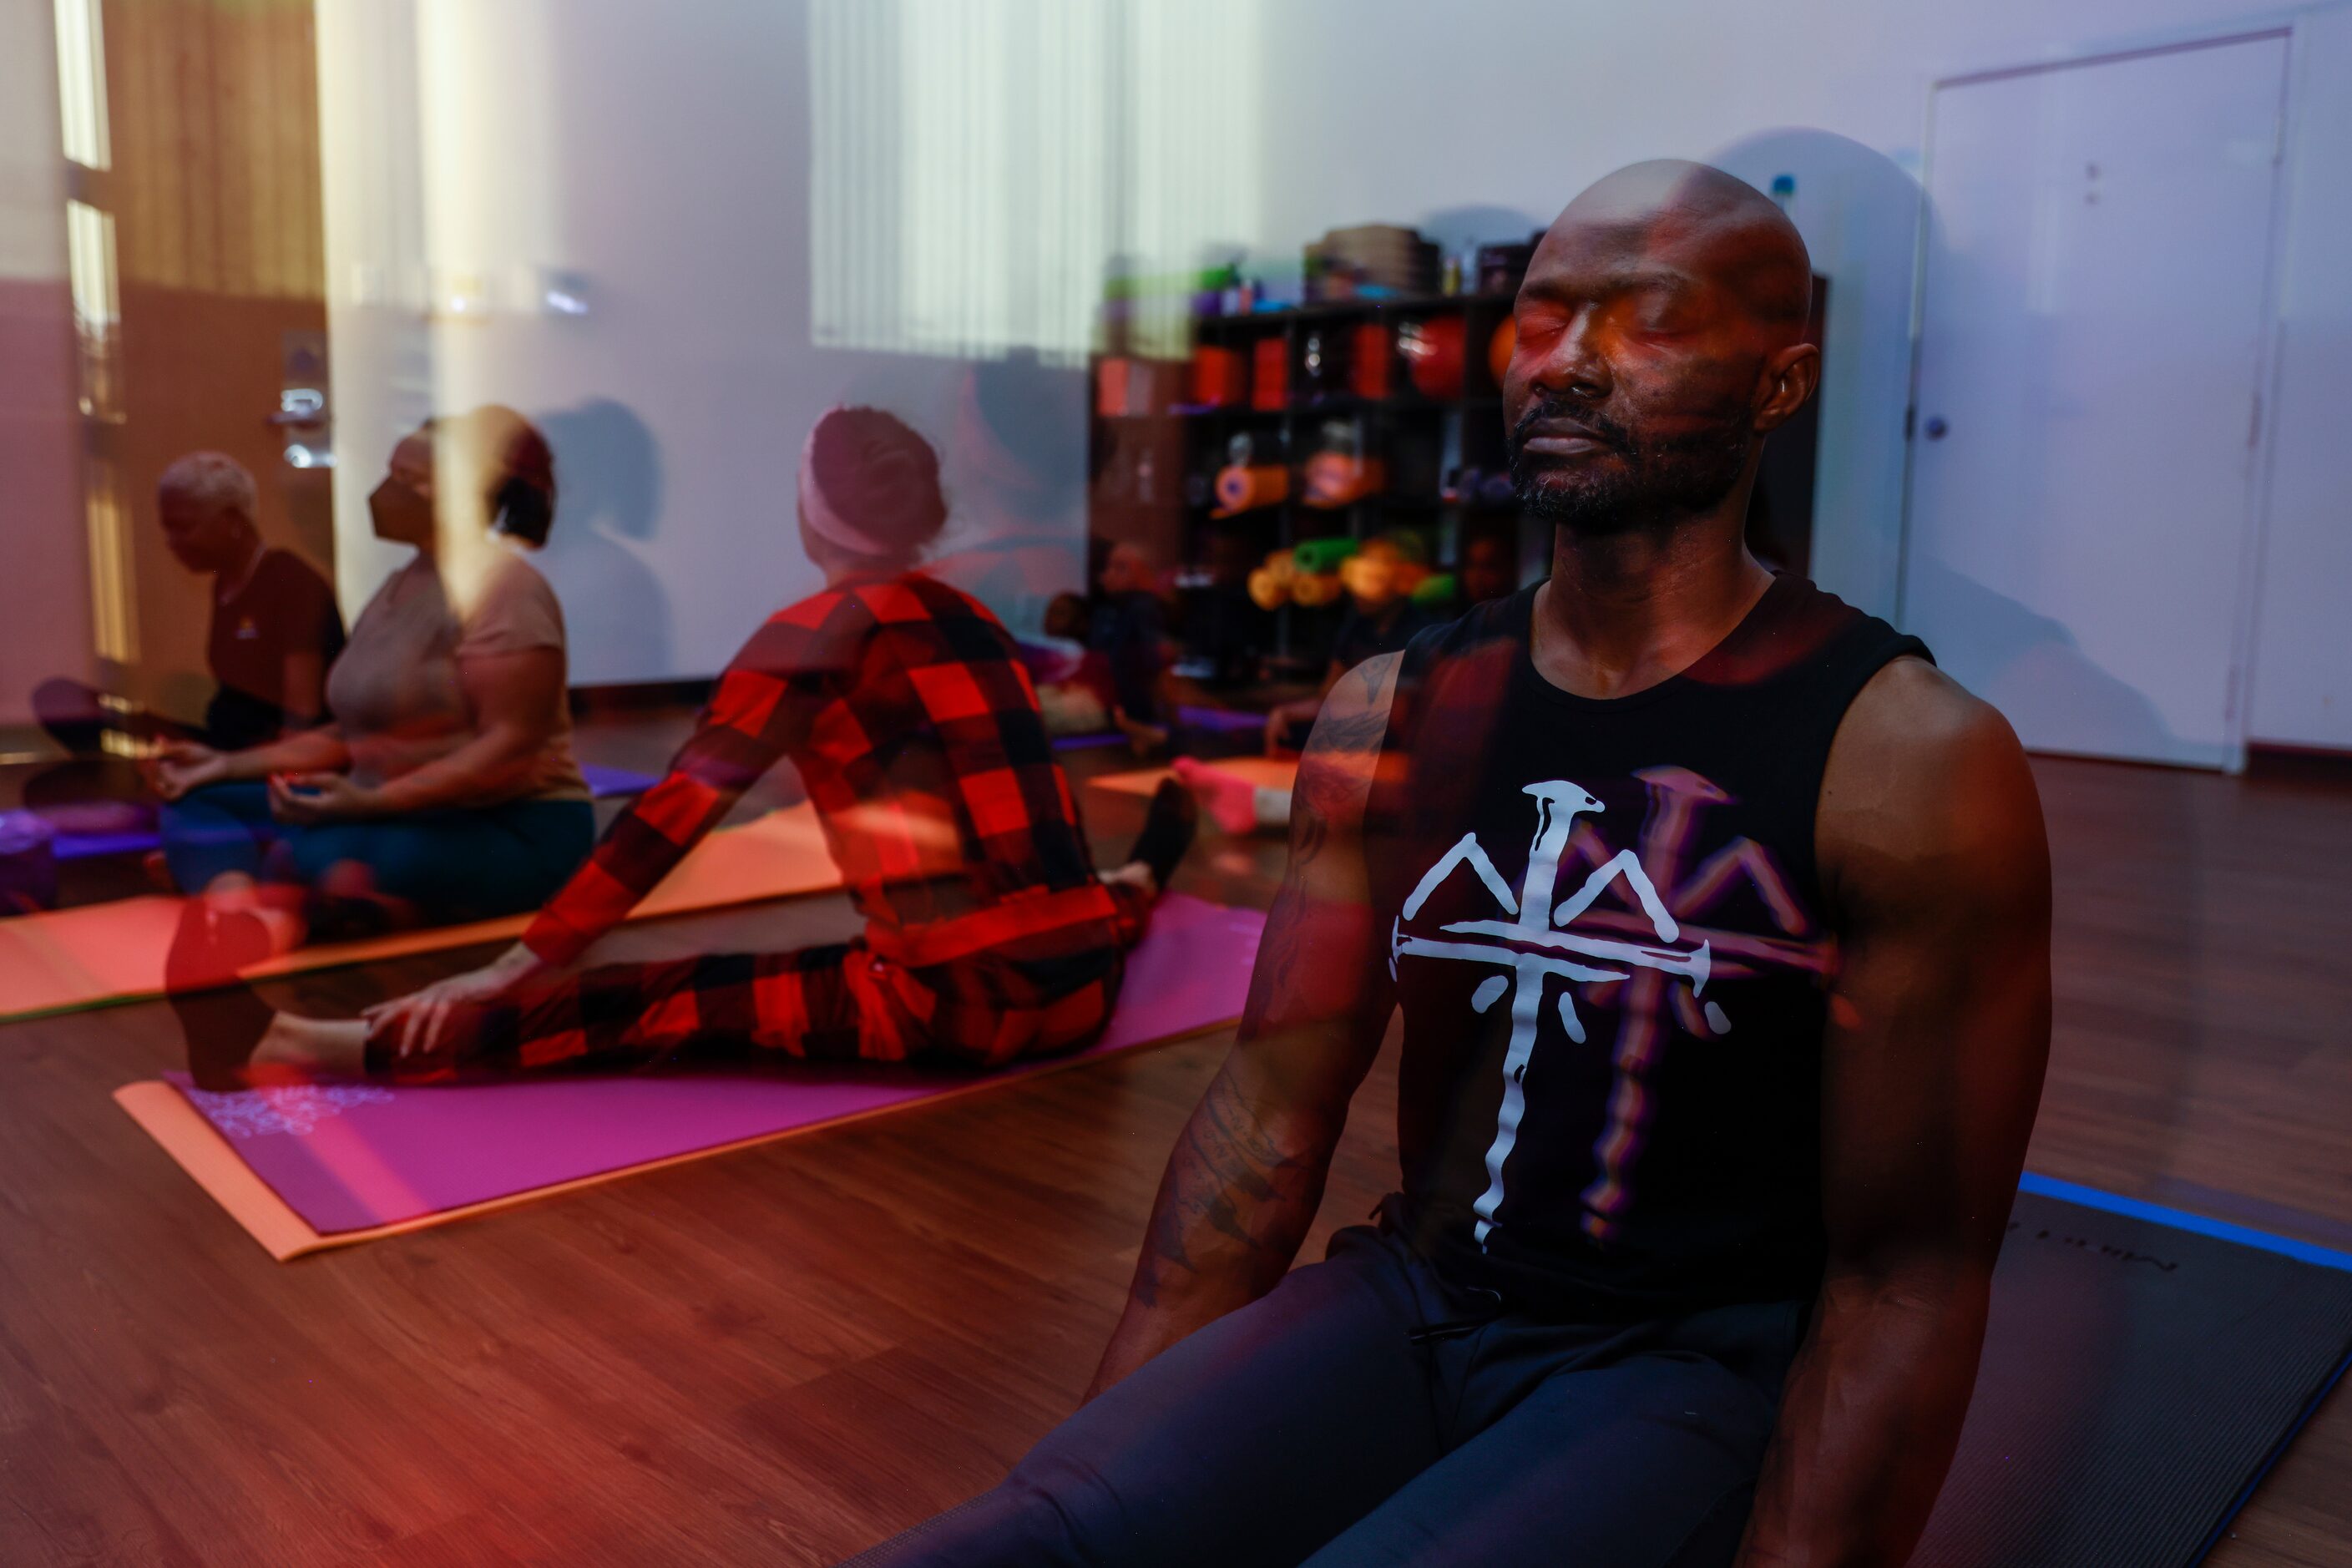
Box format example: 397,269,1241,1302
1085,654,1401,1399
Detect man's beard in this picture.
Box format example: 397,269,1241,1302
1507,396,1752,536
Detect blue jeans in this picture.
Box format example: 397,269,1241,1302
844,1222,1808,1568
160,781,594,926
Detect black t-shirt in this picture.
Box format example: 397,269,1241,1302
1365,575,1927,1318
203,549,346,751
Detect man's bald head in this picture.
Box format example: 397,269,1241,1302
1546,160,1813,341
1503,160,1822,537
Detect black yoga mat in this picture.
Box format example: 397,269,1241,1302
1912,1175,2352,1566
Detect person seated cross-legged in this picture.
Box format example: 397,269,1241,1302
184,407,1195,1090
154,407,593,938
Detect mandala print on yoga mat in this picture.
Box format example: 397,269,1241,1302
185,1083,397,1140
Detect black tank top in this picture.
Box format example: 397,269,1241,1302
1366,574,1929,1318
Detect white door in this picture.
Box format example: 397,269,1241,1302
1901,34,2288,768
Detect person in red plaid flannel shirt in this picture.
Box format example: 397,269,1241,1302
182,407,1196,1087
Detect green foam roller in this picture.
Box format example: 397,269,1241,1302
1292,537,1360,574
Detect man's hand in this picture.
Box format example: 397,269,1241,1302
267,770,380,824
363,943,550,1060
150,741,230,802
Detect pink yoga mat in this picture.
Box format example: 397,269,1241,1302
159,893,1263,1237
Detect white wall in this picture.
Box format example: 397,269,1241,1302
316,0,1099,685
1253,0,2352,751
0,0,95,730
309,0,2351,736
2250,6,2352,748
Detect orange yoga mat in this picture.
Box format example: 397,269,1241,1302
0,805,842,1024
1089,756,1299,799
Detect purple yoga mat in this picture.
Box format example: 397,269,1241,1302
579,762,660,797
166,893,1264,1236
1176,704,1271,735
53,829,160,862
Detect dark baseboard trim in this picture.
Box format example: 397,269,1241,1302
569,678,717,717
2246,742,2352,785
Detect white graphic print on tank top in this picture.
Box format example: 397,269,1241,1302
1390,767,1828,1247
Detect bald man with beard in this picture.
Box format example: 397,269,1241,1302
845,162,2051,1568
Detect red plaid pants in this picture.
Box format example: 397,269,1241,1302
367,886,1151,1082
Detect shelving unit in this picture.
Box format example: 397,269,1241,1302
1090,291,1530,679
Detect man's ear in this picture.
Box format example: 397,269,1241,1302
1753,341,1821,433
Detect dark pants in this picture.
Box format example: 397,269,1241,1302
159,781,594,925
846,1223,1808,1568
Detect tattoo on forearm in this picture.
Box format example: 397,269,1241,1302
1126,653,1393,1313
1132,1063,1327,1307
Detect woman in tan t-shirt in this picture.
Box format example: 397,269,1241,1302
153,407,594,939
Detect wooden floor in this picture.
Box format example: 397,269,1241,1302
2,737,2347,1566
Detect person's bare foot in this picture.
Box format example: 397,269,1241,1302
165,898,277,1090
249,1014,367,1078
190,873,306,953
1100,859,1160,899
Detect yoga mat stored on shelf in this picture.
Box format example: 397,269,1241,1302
1091,756,1298,800
115,893,1262,1260
0,804,842,1023
1913,1176,2352,1566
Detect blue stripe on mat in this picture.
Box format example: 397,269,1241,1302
2019,1171,2352,1272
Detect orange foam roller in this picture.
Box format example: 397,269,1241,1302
1290,571,1344,609
1214,463,1290,515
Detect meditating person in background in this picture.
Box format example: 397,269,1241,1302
1020,592,1120,737
1454,523,1521,611
1262,533,1439,756
1090,541,1178,756
192,406,1194,1089
154,406,593,939
24,452,345,822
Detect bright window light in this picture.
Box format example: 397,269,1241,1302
53,0,111,170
